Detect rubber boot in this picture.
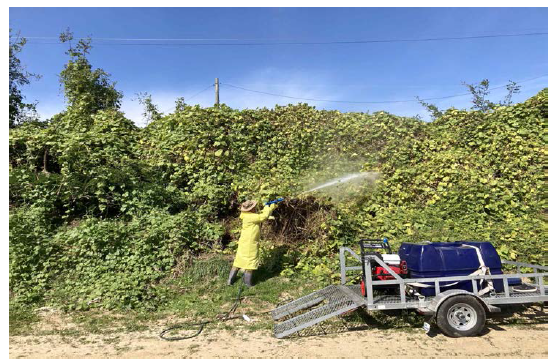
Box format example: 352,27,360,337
227,267,239,286
243,271,254,288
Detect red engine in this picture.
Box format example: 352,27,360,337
360,260,408,296
375,260,408,280
358,239,408,296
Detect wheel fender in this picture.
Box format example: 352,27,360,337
427,290,500,314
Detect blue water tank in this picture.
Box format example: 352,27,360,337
398,241,518,296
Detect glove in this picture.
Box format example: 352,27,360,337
265,197,284,206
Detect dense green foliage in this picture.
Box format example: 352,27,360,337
58,31,122,115
139,105,421,215
10,89,548,310
10,206,221,309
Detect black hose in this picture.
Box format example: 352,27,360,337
159,321,210,341
159,283,244,341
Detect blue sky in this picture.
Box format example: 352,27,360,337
9,7,548,126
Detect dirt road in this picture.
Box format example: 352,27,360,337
9,322,548,359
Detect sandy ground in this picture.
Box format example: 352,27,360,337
9,305,548,359
10,323,549,358
9,324,549,359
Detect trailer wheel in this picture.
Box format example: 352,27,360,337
436,295,486,337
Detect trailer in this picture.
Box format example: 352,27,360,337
271,245,548,338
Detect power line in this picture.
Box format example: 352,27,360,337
160,84,214,113
23,29,549,42
220,75,548,105
24,32,548,47
25,36,245,41
184,84,214,102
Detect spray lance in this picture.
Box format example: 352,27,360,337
264,197,284,206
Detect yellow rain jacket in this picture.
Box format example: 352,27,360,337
233,203,277,270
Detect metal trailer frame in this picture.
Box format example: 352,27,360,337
339,246,548,312
271,246,547,339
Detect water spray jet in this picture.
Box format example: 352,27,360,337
297,172,379,197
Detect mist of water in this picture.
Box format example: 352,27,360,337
299,172,379,196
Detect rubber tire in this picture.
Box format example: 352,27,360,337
436,295,486,337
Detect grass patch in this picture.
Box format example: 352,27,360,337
71,311,155,334
6,254,432,338
12,253,548,340
160,254,321,323
9,302,40,336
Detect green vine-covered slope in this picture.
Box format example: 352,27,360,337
9,89,548,310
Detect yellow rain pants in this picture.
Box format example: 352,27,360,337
233,203,277,270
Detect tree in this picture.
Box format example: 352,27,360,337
416,96,444,120
418,79,523,118
135,92,163,125
9,29,40,128
463,79,521,111
462,79,497,111
58,29,122,115
174,97,187,112
501,81,521,106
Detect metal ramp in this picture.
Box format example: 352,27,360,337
272,285,365,339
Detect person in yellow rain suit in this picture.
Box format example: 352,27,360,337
227,199,281,287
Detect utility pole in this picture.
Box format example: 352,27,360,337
215,78,220,106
